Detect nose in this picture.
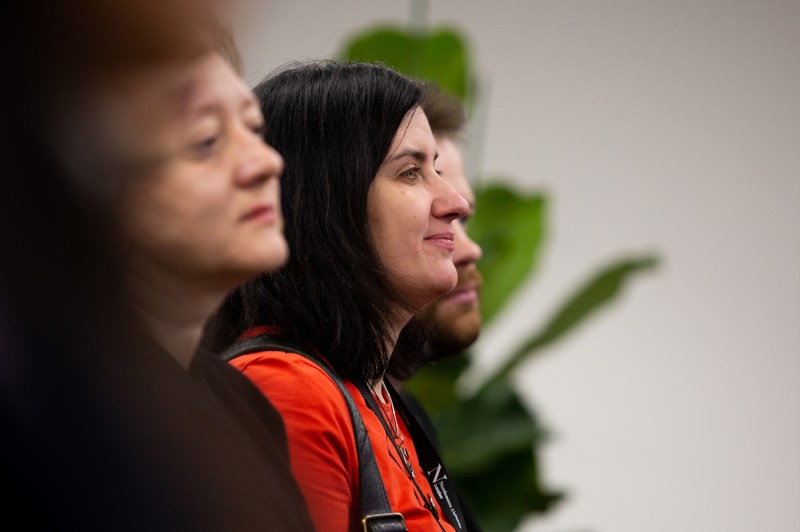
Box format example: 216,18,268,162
453,220,482,267
234,127,284,187
432,175,470,223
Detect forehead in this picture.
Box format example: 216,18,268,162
94,53,252,159
174,53,254,116
103,53,250,123
387,107,434,153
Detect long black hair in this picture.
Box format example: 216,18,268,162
204,60,429,383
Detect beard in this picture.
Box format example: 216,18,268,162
423,304,481,359
387,267,483,381
417,266,482,360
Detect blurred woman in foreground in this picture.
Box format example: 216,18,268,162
1,5,312,530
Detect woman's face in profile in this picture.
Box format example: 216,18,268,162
117,52,288,285
368,107,470,310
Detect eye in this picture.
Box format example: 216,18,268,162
190,135,219,158
399,166,420,180
250,122,266,137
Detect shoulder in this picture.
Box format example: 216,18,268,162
231,350,355,434
190,348,290,444
232,349,362,503
190,348,267,402
233,351,341,396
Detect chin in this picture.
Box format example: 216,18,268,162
395,269,458,310
443,305,481,329
229,248,289,284
435,270,459,294
422,282,459,308
428,315,481,358
257,235,290,273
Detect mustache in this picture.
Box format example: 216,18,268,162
455,266,482,290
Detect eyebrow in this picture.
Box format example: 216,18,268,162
384,149,439,165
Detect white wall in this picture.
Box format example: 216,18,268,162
232,1,800,531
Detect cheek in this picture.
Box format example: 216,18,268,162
124,176,228,247
372,197,420,252
120,183,163,241
367,187,393,253
162,170,233,225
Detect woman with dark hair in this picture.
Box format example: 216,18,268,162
204,61,470,531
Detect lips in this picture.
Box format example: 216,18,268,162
442,269,483,305
442,282,479,304
241,203,277,223
424,232,455,251
444,286,478,304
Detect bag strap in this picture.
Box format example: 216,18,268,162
385,380,469,531
219,334,407,532
355,381,446,530
356,381,468,531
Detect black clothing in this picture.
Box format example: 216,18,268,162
1,314,314,532
186,347,316,531
396,386,485,532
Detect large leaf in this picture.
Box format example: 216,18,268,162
339,26,472,102
458,444,565,532
437,380,545,472
435,379,565,531
483,254,659,389
470,184,546,324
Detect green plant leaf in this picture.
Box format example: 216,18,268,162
458,444,565,532
470,184,546,325
403,354,468,419
339,26,471,102
484,254,660,389
437,379,545,472
435,379,565,530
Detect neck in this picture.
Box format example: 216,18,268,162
371,305,413,394
128,257,228,369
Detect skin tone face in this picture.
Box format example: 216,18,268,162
368,107,470,330
119,52,287,287
106,52,286,365
416,135,483,355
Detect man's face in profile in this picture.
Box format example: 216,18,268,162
418,135,483,356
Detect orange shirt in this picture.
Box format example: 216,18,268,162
230,349,457,532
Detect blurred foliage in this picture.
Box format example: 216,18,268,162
468,184,546,324
341,19,659,532
342,26,474,104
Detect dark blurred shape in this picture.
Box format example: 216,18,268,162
0,2,312,530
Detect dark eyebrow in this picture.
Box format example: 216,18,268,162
384,149,439,165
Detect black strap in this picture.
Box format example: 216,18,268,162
356,380,469,531
220,335,407,532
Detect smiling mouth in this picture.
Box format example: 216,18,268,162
424,232,455,251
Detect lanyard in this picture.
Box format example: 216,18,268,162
356,380,468,531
